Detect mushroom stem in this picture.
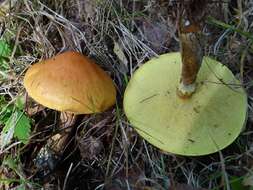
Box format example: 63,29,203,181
48,112,77,154
35,112,77,173
177,19,203,98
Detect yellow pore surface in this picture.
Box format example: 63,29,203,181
124,52,247,156
24,51,116,114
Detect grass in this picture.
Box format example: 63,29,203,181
0,0,253,189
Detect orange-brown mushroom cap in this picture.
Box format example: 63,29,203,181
24,51,116,114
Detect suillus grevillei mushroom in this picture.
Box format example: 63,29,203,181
123,5,247,156
24,51,116,155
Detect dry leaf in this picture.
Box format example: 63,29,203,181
140,20,171,53
78,136,104,160
83,0,97,21
113,40,128,67
105,165,148,190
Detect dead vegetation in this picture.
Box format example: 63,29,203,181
0,0,253,189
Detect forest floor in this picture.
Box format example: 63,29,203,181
0,0,253,190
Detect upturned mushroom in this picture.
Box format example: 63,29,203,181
24,51,116,155
123,3,247,156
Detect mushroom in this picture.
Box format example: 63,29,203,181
123,4,247,156
24,51,116,155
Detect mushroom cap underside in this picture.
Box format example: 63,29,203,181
124,52,247,156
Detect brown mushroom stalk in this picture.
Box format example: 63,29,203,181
48,112,77,154
177,20,203,98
